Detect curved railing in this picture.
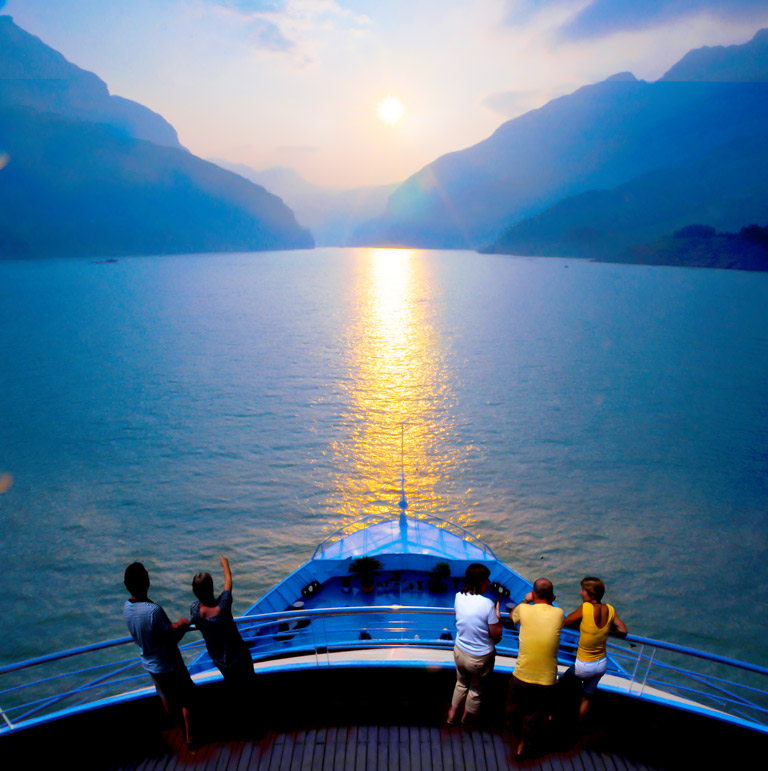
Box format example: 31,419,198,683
313,512,497,559
1,606,767,736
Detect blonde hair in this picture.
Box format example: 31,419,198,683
581,576,605,602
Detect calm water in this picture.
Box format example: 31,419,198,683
0,248,766,666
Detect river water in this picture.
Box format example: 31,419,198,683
0,248,766,666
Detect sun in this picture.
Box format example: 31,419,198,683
377,96,405,125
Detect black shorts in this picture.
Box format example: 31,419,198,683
149,667,195,709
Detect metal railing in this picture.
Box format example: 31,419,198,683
313,512,497,559
1,605,766,736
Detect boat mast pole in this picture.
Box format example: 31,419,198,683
398,423,408,546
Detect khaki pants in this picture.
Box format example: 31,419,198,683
451,644,496,716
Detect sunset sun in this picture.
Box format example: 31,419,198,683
377,96,405,125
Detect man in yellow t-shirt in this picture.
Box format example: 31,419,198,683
507,578,564,759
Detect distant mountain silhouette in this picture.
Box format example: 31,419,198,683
482,133,768,261
0,16,182,149
0,107,313,257
0,17,312,258
212,162,398,246
661,28,768,82
612,224,768,271
355,28,768,251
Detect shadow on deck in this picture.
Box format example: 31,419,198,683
3,667,766,769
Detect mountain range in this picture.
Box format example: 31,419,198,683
2,14,767,267
355,28,768,261
0,16,312,258
211,162,398,247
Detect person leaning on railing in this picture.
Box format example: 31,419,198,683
506,578,565,760
562,576,628,721
122,562,195,747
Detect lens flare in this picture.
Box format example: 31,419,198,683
0,473,13,493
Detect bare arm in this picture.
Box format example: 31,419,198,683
488,621,503,643
170,617,191,642
611,613,628,638
507,590,533,621
564,605,583,629
220,555,233,593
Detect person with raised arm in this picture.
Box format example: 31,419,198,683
447,563,502,725
563,576,627,721
191,555,254,684
122,562,195,746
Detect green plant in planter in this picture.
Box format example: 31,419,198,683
428,561,451,593
348,556,383,593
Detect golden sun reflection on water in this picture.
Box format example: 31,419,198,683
323,248,472,531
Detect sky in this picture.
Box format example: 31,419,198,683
4,0,768,189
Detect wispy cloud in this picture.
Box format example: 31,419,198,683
504,0,768,41
213,1,287,12
206,0,370,58
503,0,589,27
482,87,569,118
278,144,320,153
564,0,767,40
249,17,294,51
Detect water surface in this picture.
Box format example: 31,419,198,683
0,248,766,665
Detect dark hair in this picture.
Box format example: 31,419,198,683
532,578,554,602
124,562,149,596
461,563,491,595
581,576,605,602
192,572,215,603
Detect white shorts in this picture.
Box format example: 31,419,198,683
574,656,608,695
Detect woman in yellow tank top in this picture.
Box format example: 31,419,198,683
564,576,628,720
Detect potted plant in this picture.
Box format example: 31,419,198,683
428,561,451,593
348,556,382,594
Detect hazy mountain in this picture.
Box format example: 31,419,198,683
355,28,768,250
0,106,313,257
611,224,768,272
0,17,313,258
482,133,768,261
212,161,398,246
0,15,182,149
661,28,768,82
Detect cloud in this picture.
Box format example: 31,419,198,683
215,1,287,12
206,0,369,59
503,0,586,26
482,84,576,118
558,0,768,40
249,17,294,51
482,90,540,117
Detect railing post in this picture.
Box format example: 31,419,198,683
311,616,319,669
628,644,644,694
638,647,657,697
1,705,14,730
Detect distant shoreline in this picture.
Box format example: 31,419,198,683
483,224,768,273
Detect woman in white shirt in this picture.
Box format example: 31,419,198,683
447,563,502,725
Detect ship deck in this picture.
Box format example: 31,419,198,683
4,666,766,769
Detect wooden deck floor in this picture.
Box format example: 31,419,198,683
4,666,766,768
122,722,661,771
